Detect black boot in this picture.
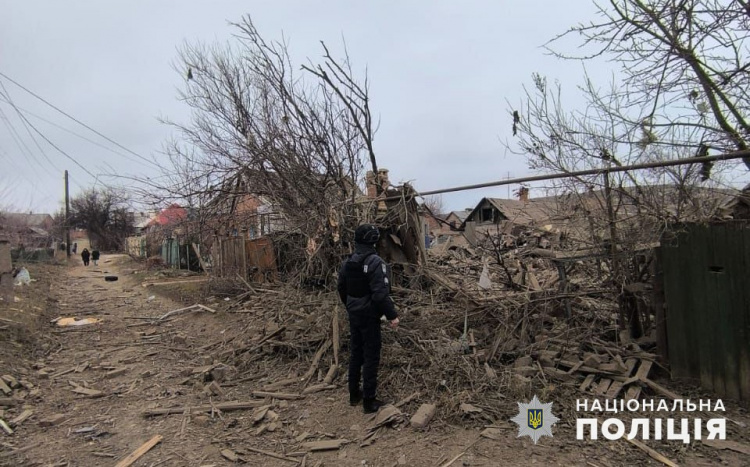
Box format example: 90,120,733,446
349,389,363,406
363,397,385,414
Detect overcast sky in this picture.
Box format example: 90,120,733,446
0,1,608,214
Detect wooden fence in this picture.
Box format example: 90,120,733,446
212,236,278,282
658,222,750,404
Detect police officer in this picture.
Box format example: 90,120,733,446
337,224,399,414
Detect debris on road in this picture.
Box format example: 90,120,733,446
55,317,102,327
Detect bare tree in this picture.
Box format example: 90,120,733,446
423,195,445,216
146,16,383,277
505,0,750,335
70,188,133,251
547,0,750,169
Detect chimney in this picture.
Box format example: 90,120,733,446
366,171,377,198
518,187,530,202
377,168,390,192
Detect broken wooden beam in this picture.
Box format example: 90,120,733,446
143,400,266,417
624,438,677,467
301,439,348,452
114,434,163,467
245,446,300,463
10,409,33,427
252,391,305,400
302,384,336,395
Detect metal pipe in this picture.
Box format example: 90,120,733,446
400,150,750,199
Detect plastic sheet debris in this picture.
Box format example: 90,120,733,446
56,317,102,327
478,258,492,290
14,267,31,286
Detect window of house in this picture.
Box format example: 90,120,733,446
480,208,494,223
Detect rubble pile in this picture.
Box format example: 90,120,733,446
198,225,664,425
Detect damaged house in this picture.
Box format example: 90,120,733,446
0,212,56,249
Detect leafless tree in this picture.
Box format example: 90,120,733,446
547,0,750,169
143,16,383,278
69,188,134,251
423,195,445,216
506,0,750,334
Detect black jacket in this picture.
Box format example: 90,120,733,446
337,244,397,320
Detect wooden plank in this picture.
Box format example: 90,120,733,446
593,379,612,396
579,374,595,393
624,438,678,467
605,381,624,399
332,306,340,366
143,400,266,417
114,434,162,467
71,387,104,398
703,439,750,456
301,439,348,452
245,446,300,463
252,391,305,400
10,409,33,426
634,360,653,381
624,385,641,401
642,379,681,400
624,358,638,377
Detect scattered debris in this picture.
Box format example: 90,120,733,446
38,414,67,427
114,434,163,467
479,427,503,441
624,438,678,467
410,403,437,429
361,405,406,446
143,401,266,417
56,317,102,327
301,439,349,452
104,276,119,282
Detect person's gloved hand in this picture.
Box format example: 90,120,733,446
389,317,400,329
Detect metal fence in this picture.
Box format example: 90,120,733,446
659,222,750,404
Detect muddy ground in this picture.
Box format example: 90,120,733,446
0,255,748,466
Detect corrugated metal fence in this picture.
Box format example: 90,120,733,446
659,222,750,404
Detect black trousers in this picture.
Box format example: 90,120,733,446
348,313,382,399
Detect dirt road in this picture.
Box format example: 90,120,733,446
1,256,746,466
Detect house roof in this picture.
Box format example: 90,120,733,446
148,204,188,227
447,210,472,223
0,212,53,227
29,227,50,236
464,198,559,227
462,185,730,231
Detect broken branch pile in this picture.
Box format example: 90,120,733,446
201,233,665,425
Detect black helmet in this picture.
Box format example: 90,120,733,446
354,224,380,245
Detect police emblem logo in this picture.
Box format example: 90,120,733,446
511,395,559,444
528,409,542,429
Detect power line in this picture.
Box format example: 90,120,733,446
0,71,163,170
0,97,156,167
0,82,60,171
18,114,99,179
0,105,57,179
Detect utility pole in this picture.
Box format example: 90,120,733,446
65,170,71,259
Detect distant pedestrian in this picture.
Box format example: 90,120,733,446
81,248,90,266
91,249,100,266
72,242,77,254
